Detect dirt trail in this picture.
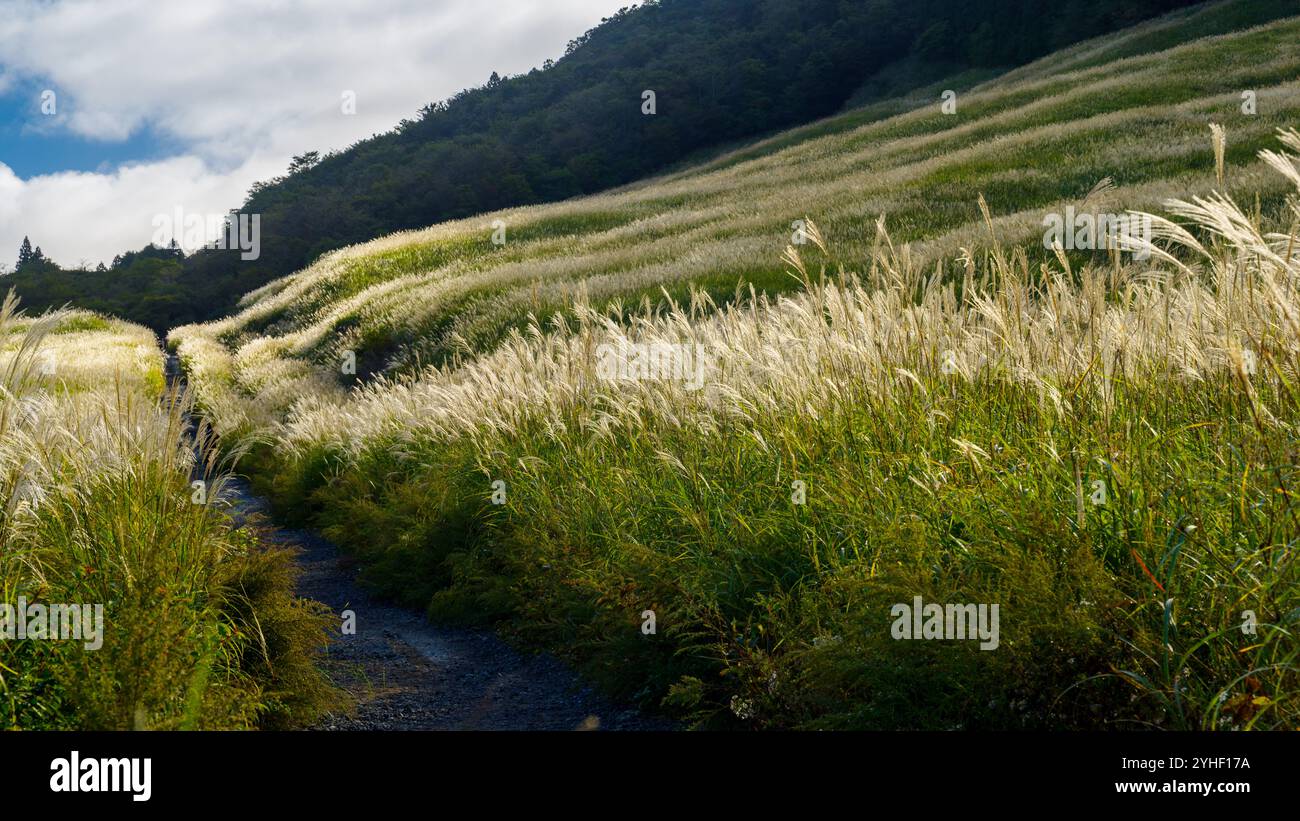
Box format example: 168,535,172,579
167,354,669,731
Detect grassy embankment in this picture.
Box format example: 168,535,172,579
173,6,1300,729
0,299,334,729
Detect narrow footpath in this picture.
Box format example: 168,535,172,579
166,354,670,731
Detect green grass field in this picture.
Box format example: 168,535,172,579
0,299,334,729
172,1,1300,729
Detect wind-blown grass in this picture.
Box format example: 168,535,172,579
174,8,1300,397
0,296,335,729
176,129,1300,729
169,7,1300,729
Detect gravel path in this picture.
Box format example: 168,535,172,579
169,355,671,731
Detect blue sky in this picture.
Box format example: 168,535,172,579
0,87,177,179
0,0,631,268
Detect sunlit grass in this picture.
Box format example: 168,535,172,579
170,14,1300,729
0,296,336,729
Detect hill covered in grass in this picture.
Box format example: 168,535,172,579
180,0,1300,383
173,1,1300,729
5,0,1224,333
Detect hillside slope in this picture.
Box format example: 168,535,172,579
6,0,1220,333
182,3,1300,388
173,3,1300,730
189,0,1206,279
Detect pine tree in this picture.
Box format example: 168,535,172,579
16,236,32,270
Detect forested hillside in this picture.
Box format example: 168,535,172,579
3,0,1230,331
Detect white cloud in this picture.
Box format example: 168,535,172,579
0,0,631,266
0,155,272,269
